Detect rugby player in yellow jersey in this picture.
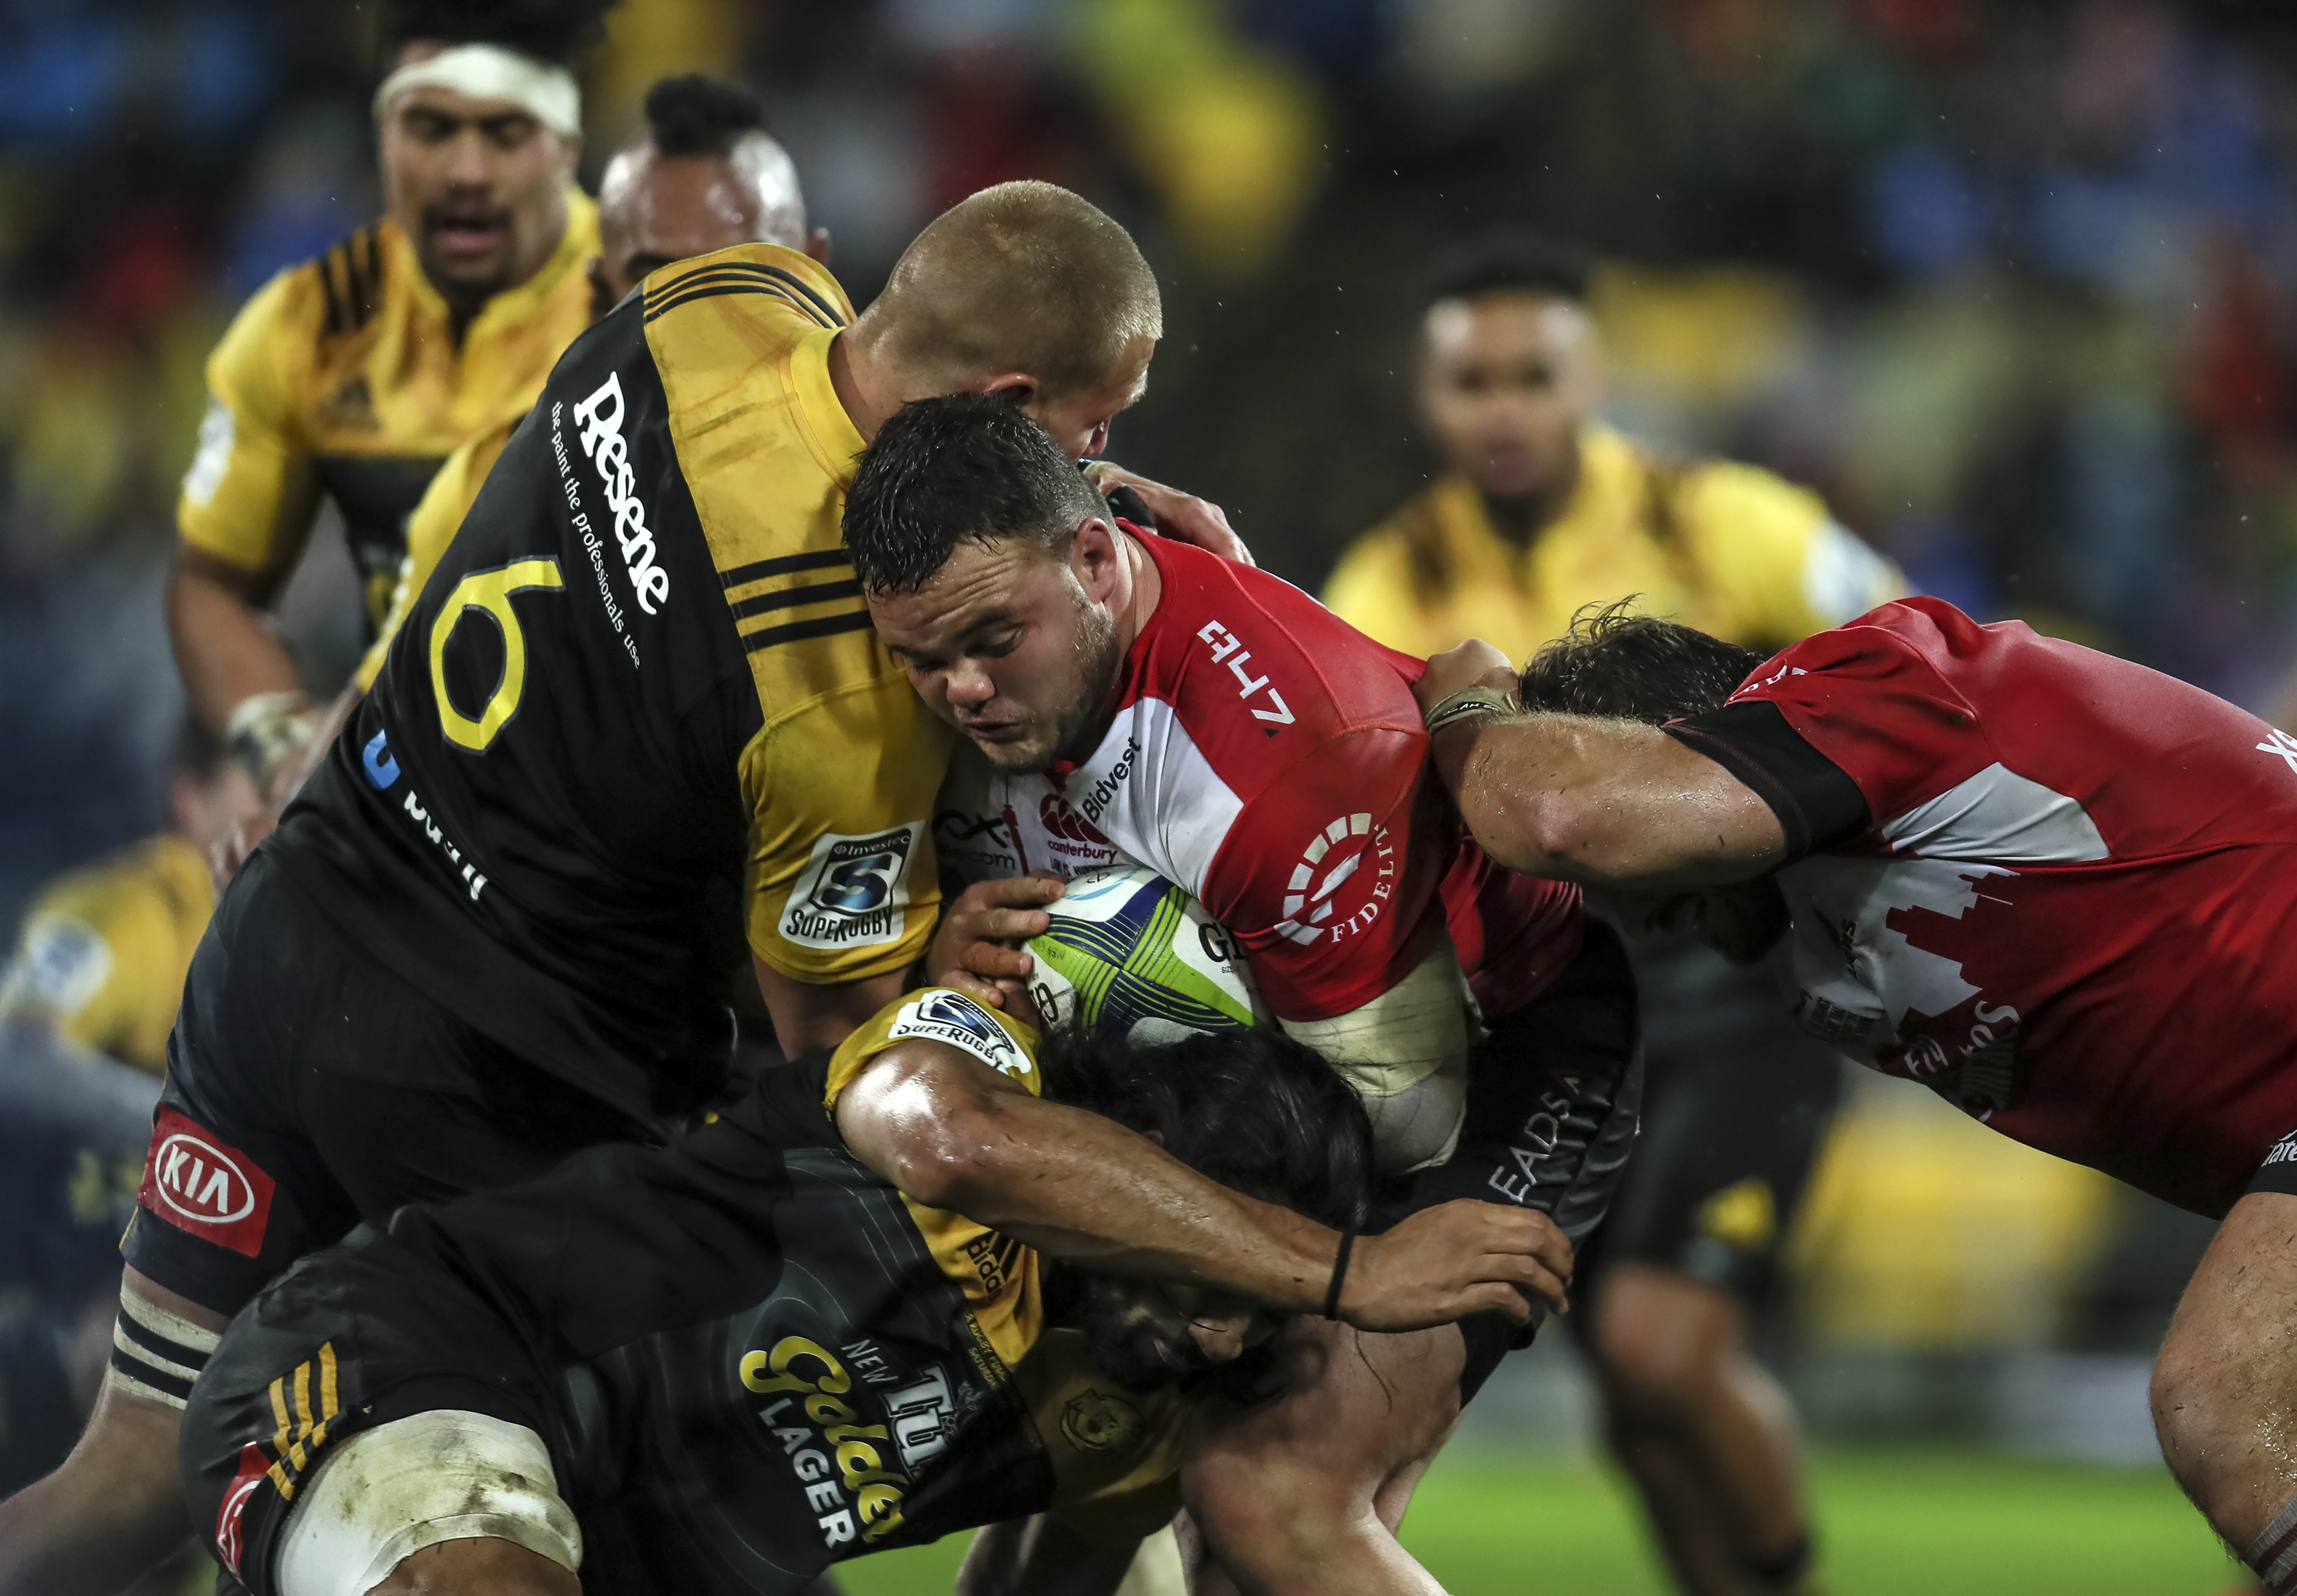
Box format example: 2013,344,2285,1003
166,0,612,799
1,720,260,1075
0,182,1218,1596
1324,235,1902,1596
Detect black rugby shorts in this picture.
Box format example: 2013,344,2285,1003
122,849,646,1318
1573,931,1844,1310
1391,916,1645,1401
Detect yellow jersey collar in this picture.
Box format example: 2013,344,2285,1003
791,326,868,486
1431,422,1640,570
391,187,599,340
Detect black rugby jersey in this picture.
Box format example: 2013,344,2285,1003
266,244,953,1122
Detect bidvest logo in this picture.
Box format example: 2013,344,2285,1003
570,371,671,616
139,1107,276,1257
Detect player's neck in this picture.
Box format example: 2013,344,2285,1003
1475,450,1580,549
1111,528,1162,653
827,325,901,441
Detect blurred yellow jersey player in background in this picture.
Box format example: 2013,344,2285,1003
166,0,616,796
1325,235,1902,1596
352,73,830,694
0,722,261,1074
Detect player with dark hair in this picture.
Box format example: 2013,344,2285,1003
180,993,1566,1595
1321,233,1902,1596
0,181,1240,1596
1416,599,2297,1596
168,0,613,798
846,393,1640,1594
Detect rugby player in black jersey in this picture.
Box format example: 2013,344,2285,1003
0,158,1229,1596
180,992,1570,1595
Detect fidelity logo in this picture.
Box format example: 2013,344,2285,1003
1272,813,1395,946
140,1107,276,1258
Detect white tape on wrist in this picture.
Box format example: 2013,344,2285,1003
373,44,582,140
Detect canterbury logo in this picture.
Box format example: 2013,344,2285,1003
1039,794,1109,845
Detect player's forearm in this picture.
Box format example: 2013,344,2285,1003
956,1515,1141,1596
1433,715,1783,888
873,1084,1336,1315
166,552,301,734
1185,1475,1441,1596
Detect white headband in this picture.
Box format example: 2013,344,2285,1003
373,44,582,141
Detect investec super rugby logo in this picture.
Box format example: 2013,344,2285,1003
1272,813,1396,945
139,1107,276,1258
780,824,922,950
889,989,1029,1077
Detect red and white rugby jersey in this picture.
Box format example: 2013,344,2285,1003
934,534,1581,1023
1668,596,2297,1216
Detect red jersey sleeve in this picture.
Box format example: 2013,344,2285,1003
1695,600,2001,843
1194,724,1451,1023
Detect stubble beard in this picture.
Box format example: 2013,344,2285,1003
986,593,1122,775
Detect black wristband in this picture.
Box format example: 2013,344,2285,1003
1323,1227,1358,1320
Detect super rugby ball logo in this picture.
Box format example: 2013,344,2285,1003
780,824,921,950
139,1108,276,1257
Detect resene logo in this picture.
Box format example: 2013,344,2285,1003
570,372,671,616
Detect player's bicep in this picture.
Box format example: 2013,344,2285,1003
179,278,320,579
742,680,952,986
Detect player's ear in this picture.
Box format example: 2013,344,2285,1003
977,372,1037,409
806,226,832,265
1070,516,1123,603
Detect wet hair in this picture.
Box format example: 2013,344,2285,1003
872,180,1161,401
1041,1025,1373,1233
844,392,1107,595
1428,230,1593,309
381,0,618,66
167,713,230,783
642,74,768,158
1517,599,1766,725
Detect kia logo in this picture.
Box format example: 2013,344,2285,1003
153,1133,256,1224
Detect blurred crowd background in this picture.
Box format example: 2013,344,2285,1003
2,0,2286,1457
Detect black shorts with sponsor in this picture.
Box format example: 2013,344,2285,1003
181,1061,1056,1596
1574,931,1844,1306
2247,1126,2297,1198
1391,916,1645,1401
122,848,647,1320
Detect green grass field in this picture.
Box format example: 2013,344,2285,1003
834,1447,2243,1595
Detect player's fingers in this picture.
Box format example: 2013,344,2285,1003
939,970,1010,1009
963,907,1052,944
1476,1251,1571,1316
957,940,1035,980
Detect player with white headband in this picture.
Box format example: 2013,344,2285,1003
166,0,614,807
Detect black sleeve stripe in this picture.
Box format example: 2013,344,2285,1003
643,280,839,330
116,1306,214,1372
741,610,875,653
728,578,863,621
109,1345,195,1404
650,259,848,327
1662,699,1871,862
720,549,852,589
316,249,348,337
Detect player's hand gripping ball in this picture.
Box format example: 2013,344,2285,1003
1025,865,1267,1044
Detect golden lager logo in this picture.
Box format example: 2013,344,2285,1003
1060,1387,1143,1453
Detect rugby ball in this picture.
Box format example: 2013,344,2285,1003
1025,866,1267,1044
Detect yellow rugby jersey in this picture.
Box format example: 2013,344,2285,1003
1323,423,1904,660
270,243,952,1124
178,194,599,632
0,833,213,1074
821,989,1192,1543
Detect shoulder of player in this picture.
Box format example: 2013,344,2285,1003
1656,445,1831,546
1143,540,1423,746
825,988,1044,1109
1734,598,1977,705
639,242,854,340
22,834,188,936
256,222,396,347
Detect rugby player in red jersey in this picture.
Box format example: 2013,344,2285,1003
844,394,1641,1594
1414,596,2297,1593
